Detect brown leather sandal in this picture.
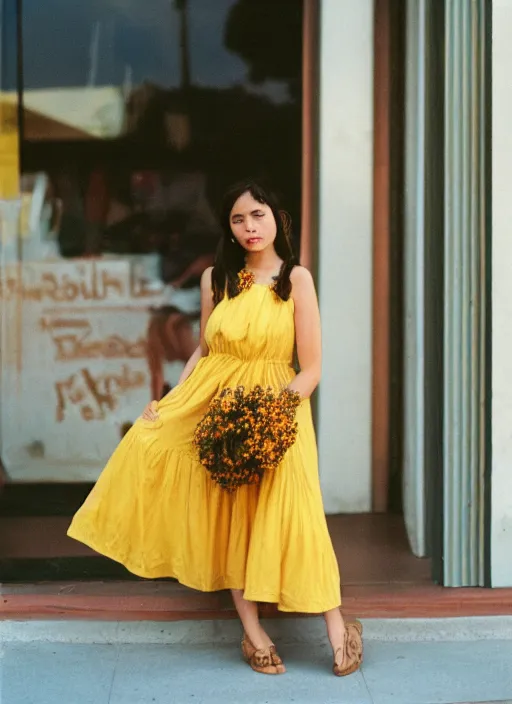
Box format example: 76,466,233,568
333,620,363,677
241,636,286,675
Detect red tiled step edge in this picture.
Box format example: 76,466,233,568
2,581,512,620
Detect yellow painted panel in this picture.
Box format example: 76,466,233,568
0,99,20,199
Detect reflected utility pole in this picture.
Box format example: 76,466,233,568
174,0,191,91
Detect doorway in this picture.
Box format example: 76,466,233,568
371,0,438,581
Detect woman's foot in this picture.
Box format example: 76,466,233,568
333,621,363,677
333,642,346,670
241,635,286,675
230,590,286,674
248,625,274,651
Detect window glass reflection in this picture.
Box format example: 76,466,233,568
0,0,302,487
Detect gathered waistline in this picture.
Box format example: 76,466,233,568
208,352,293,367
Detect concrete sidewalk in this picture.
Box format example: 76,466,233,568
2,639,512,704
1,618,512,704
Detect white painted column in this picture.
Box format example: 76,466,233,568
492,0,512,587
317,0,374,513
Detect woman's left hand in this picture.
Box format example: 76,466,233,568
141,400,159,422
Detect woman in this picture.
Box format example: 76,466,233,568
67,180,363,677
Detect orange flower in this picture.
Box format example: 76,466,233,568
237,268,255,293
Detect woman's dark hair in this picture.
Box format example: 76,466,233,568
211,179,298,305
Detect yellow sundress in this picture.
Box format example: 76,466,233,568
67,282,341,613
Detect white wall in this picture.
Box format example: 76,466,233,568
492,0,512,586
317,0,374,513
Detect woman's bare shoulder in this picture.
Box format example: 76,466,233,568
290,265,315,293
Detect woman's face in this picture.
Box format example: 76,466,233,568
229,191,277,253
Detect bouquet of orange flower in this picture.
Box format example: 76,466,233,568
193,385,301,491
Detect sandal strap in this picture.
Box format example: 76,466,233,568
269,645,283,667
252,648,273,668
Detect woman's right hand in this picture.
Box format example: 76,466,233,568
141,400,159,422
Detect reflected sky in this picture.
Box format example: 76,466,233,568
1,0,289,103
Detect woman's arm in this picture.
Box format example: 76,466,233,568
177,345,203,384
286,266,322,399
177,266,214,384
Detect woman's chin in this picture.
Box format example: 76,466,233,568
243,241,267,253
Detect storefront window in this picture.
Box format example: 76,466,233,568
0,0,303,579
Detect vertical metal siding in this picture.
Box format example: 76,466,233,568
443,0,487,587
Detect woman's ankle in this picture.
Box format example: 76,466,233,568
244,626,273,651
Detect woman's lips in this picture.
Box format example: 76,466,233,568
246,237,262,245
